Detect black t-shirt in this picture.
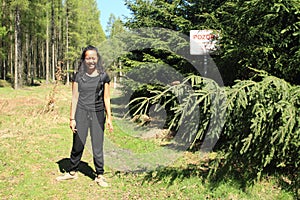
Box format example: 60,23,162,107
74,72,110,111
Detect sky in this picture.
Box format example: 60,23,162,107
97,0,132,33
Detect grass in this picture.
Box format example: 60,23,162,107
106,118,160,153
0,82,295,199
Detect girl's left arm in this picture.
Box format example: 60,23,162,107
104,82,113,132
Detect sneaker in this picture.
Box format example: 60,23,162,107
95,175,109,187
56,171,78,181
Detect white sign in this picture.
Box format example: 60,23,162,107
190,30,220,55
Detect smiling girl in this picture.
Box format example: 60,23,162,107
56,45,113,187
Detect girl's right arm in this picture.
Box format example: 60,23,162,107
70,81,79,133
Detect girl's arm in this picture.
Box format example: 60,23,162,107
70,82,79,133
104,82,113,132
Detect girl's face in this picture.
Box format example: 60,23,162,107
84,50,98,72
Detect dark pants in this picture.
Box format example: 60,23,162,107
69,107,105,175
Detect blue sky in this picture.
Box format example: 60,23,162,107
97,0,132,33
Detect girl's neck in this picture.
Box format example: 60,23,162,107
86,69,98,77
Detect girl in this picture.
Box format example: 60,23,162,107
56,45,113,187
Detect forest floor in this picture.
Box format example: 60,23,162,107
0,81,295,199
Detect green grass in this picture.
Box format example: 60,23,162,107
0,83,295,199
106,119,159,153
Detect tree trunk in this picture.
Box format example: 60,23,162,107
66,2,69,85
0,0,4,79
41,40,44,78
51,0,55,82
9,10,13,81
52,42,55,82
25,33,29,84
29,34,34,85
14,6,21,89
46,12,49,83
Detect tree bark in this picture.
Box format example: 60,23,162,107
51,0,55,82
8,9,13,81
66,2,69,85
14,6,21,89
46,11,49,83
25,33,29,84
0,0,5,80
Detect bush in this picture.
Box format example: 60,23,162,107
129,72,300,193
211,73,299,192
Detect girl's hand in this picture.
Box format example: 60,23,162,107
106,118,113,132
70,119,77,133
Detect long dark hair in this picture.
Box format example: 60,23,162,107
77,45,104,75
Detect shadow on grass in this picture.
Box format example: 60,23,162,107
56,158,96,180
111,95,130,119
141,164,209,187
142,162,299,199
141,163,250,191
210,161,300,198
